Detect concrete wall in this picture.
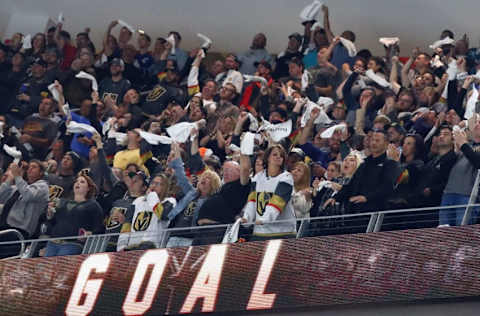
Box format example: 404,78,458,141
1,0,480,56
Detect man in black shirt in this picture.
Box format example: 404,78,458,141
325,129,400,213
98,58,131,104
273,33,304,79
193,113,251,245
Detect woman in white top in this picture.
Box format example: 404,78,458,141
291,162,313,219
242,145,297,240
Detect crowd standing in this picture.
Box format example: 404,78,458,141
0,3,480,258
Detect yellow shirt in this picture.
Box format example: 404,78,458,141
113,148,151,175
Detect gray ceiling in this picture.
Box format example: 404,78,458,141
1,0,479,55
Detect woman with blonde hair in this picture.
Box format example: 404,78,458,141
291,162,313,218
166,143,221,247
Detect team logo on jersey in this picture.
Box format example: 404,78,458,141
49,185,64,201
184,201,197,217
133,211,153,231
102,92,119,104
106,207,127,230
256,192,272,216
146,85,167,102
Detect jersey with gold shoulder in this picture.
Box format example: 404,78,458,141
243,170,296,237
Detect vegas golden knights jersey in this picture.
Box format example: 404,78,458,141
243,170,296,237
117,192,176,251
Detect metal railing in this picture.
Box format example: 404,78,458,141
1,203,479,260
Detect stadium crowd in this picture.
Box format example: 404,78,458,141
0,2,480,258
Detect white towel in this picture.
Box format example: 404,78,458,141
22,34,31,50
301,70,310,91
317,96,335,107
365,69,391,88
58,12,64,24
240,132,255,155
321,123,346,138
138,131,172,145
429,37,455,50
166,120,205,143
465,85,479,120
75,71,98,91
63,103,72,121
243,75,268,86
197,33,212,49
118,19,135,34
222,218,242,244
166,34,176,54
340,37,357,57
48,83,60,102
300,100,332,127
259,119,292,143
108,131,128,146
67,121,97,135
310,21,322,31
379,37,400,47
300,0,323,23
430,55,444,68
3,144,22,163
248,113,259,132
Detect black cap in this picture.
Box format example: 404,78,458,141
289,56,304,68
111,58,125,67
271,107,288,120
254,60,272,70
289,32,303,43
289,147,305,159
33,57,47,67
135,170,149,186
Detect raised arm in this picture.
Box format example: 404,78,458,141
299,108,320,145
389,56,401,94
401,48,419,88
322,5,334,43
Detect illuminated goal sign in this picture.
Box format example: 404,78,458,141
1,225,480,315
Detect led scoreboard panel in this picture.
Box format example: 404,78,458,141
1,225,480,315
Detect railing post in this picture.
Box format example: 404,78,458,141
366,213,378,233
373,213,384,232
462,170,480,226
296,219,309,238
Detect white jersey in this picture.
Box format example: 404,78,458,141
117,192,176,251
243,170,297,237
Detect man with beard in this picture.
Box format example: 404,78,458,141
98,58,131,105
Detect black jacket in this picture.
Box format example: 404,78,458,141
335,153,400,213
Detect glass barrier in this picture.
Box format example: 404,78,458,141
0,204,479,260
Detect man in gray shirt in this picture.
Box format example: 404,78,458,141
440,120,480,226
238,33,273,75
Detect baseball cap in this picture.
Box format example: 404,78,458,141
253,60,272,70
45,46,61,57
288,32,303,43
289,56,304,68
110,58,125,68
33,57,47,67
128,170,149,186
289,147,305,159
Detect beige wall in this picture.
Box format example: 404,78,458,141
1,0,480,56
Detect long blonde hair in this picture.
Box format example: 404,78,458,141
293,162,311,191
